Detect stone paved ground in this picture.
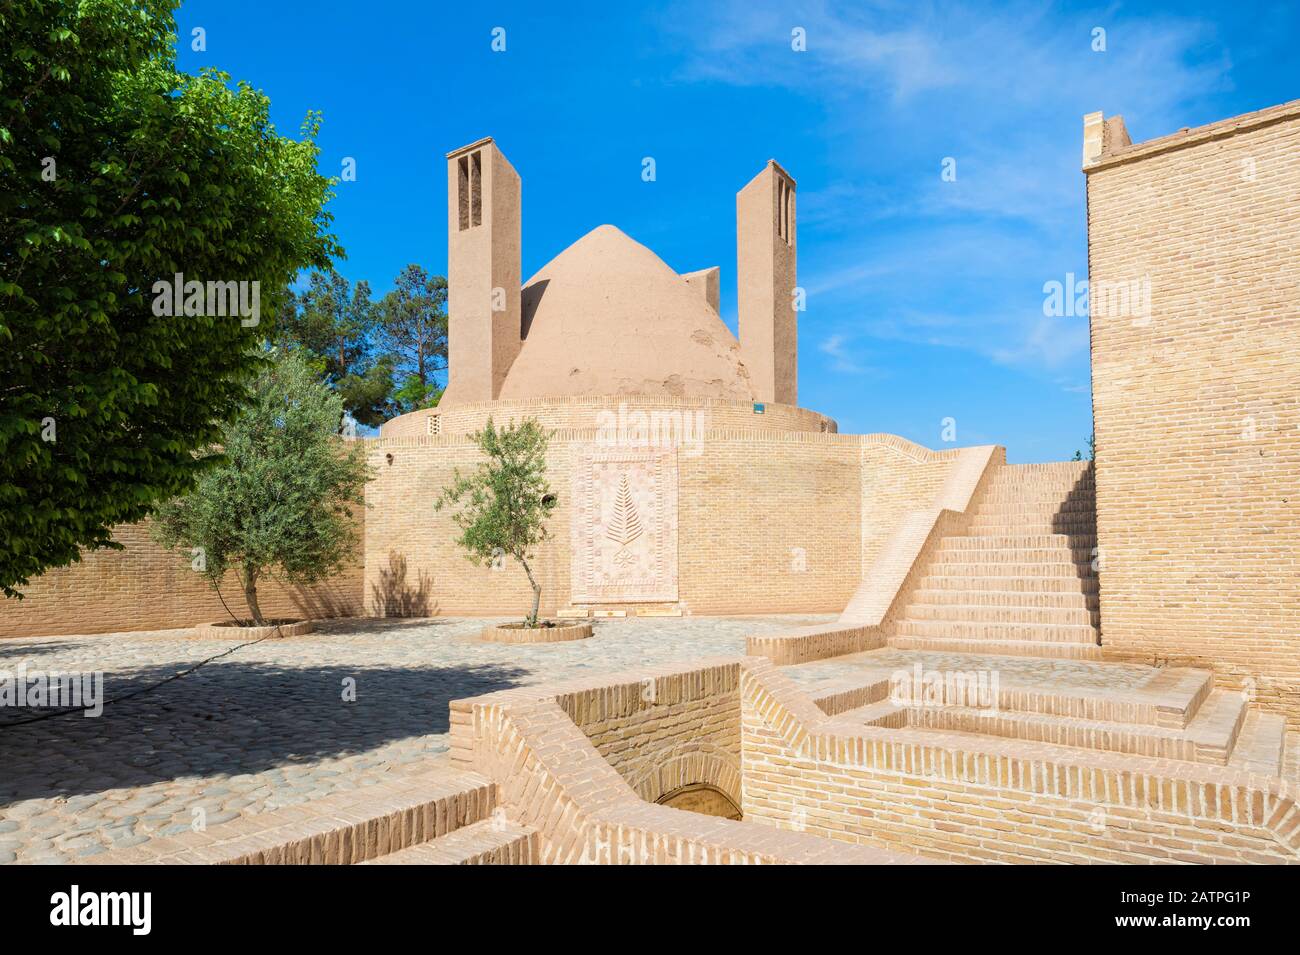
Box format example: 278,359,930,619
0,614,829,864
782,648,1161,695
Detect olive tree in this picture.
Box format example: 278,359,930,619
436,418,556,627
152,350,369,625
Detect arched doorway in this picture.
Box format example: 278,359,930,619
655,783,742,820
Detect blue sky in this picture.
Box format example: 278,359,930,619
176,0,1298,461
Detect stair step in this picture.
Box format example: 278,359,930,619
916,574,1099,594
982,484,1093,497
967,519,1097,534
895,619,1099,643
1226,710,1287,776
975,500,1096,517
910,588,1096,610
987,475,1092,488
924,560,1096,578
904,603,1099,626
987,461,1092,478
934,545,1096,564
362,818,538,865
941,533,1096,549
982,481,1093,495
980,485,1094,499
1182,690,1248,763
890,635,1103,660
906,697,1244,765
833,699,907,727
1142,668,1216,728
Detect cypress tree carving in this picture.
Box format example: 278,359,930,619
606,475,643,566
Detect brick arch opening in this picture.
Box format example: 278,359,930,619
656,783,742,819
626,746,742,820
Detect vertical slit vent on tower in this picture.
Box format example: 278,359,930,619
783,179,793,246
776,178,788,242
470,150,483,227
776,177,793,245
457,155,470,231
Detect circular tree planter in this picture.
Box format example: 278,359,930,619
192,619,314,639
481,621,593,644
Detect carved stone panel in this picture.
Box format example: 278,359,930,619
570,446,678,603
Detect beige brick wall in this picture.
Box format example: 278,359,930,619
860,438,952,573
739,660,1299,864
364,434,573,619
381,395,837,439
678,433,862,614
558,670,741,808
365,428,964,619
449,662,928,864
1,517,364,638
1085,103,1300,724
2,407,968,634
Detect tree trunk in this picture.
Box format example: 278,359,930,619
519,557,541,627
242,565,265,626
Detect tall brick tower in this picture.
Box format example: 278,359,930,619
737,160,797,406
445,137,522,403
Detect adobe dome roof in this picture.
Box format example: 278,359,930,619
474,225,755,403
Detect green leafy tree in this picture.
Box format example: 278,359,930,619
152,350,369,625
380,265,448,415
1072,433,1096,462
435,418,556,627
0,0,338,597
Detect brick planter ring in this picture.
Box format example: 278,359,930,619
192,619,315,639
481,622,593,644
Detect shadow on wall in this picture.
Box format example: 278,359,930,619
281,579,364,622
1054,464,1098,585
370,551,436,618
520,278,548,340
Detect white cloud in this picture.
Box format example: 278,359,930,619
657,0,1230,379
818,332,870,374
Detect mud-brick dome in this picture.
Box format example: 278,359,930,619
484,225,755,403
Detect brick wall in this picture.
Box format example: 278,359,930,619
3,406,975,634
739,659,1299,864
860,437,952,573
1,517,364,638
365,427,969,619
364,434,573,619
449,661,928,864
381,394,837,438
677,433,862,614
557,668,742,808
1085,101,1300,724
449,658,1299,863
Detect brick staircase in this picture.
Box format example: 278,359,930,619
802,663,1290,777
891,461,1103,660
360,773,538,865
87,767,538,865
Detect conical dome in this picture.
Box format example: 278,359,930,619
490,225,755,401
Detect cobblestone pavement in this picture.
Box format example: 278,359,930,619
0,614,829,864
